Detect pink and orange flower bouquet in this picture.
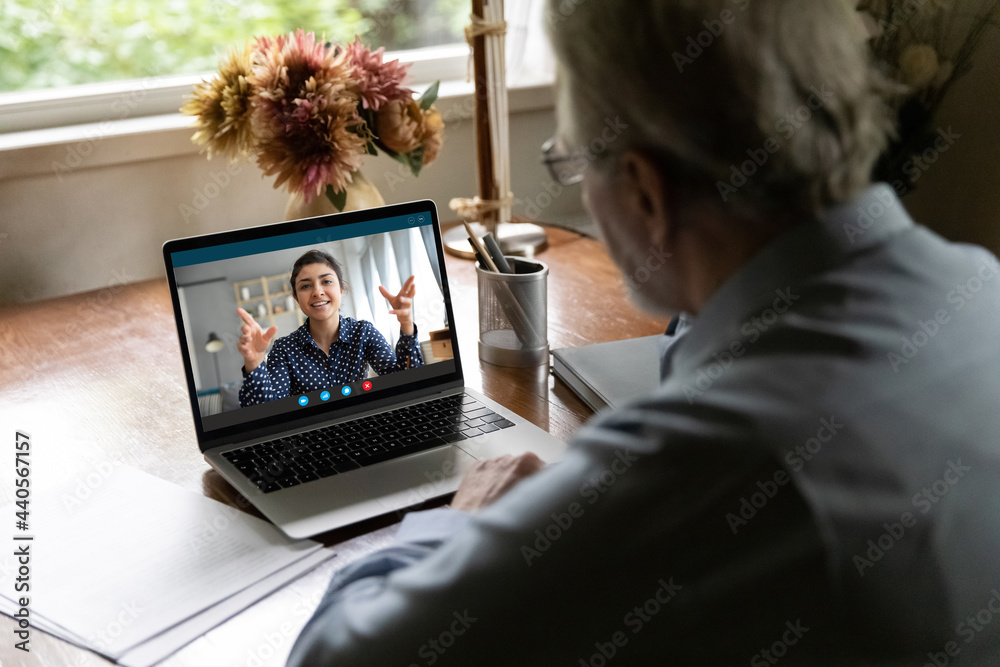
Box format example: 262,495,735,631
183,29,443,210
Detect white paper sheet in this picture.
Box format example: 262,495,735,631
0,465,332,661
0,546,333,667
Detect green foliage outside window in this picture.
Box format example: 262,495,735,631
0,0,468,92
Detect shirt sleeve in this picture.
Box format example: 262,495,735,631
312,509,471,608
395,325,424,369
363,323,423,375
392,507,473,545
237,344,292,407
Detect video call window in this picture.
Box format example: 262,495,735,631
171,223,452,430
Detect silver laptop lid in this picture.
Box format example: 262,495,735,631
162,200,464,452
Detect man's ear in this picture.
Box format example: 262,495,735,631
617,151,671,249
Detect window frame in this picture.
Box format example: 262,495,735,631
0,43,470,135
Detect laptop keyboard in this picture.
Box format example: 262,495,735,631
222,393,515,493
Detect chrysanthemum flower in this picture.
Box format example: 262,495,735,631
376,99,423,154
181,40,255,159
343,37,413,112
420,107,445,165
250,30,367,203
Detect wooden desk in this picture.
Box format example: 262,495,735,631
0,227,668,666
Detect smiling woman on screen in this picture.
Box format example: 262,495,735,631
236,249,422,408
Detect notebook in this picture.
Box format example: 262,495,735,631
551,335,664,412
163,200,566,538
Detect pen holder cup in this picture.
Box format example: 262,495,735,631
477,257,549,367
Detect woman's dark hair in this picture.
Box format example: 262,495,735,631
290,250,348,294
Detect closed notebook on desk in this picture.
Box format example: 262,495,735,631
551,335,664,412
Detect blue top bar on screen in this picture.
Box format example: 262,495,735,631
171,215,427,267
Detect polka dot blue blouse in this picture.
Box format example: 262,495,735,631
239,316,423,407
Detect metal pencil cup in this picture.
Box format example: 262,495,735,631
477,257,549,367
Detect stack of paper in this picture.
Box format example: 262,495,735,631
0,465,334,666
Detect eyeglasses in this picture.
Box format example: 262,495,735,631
541,137,586,186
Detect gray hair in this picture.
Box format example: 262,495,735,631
546,0,895,221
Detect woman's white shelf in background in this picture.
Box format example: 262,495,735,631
233,273,304,334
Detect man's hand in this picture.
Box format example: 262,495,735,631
237,307,278,373
451,453,545,512
378,275,416,336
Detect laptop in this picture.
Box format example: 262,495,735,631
163,199,567,538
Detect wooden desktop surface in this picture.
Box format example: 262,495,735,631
0,226,669,666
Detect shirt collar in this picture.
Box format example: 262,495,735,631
294,314,357,350
673,184,914,370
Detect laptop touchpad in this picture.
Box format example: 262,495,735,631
264,445,476,537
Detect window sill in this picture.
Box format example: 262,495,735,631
0,78,555,182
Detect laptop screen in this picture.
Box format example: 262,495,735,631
163,200,462,449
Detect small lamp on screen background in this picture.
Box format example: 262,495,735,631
205,332,224,390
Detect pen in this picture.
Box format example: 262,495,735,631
462,220,499,272
471,245,489,269
482,233,512,274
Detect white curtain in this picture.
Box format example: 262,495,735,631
326,229,444,348
506,0,553,85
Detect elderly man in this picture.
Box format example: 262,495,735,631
287,1,1000,664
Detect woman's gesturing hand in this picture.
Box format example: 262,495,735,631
236,307,278,372
378,275,416,336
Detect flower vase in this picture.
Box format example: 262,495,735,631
283,171,386,220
